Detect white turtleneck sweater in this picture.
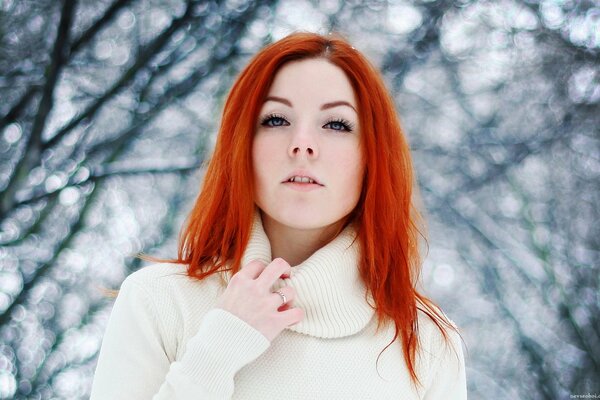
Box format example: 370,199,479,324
90,212,467,399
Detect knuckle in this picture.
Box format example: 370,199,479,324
229,273,246,287
274,257,290,269
273,257,285,265
249,259,267,268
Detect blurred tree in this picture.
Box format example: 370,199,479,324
377,1,599,398
0,0,280,397
0,0,597,399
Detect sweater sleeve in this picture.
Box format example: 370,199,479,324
422,324,468,400
90,275,271,400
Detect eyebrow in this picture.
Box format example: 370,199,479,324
264,96,357,113
322,100,357,113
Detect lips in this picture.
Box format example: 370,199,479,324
282,170,323,186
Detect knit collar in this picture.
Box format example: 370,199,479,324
236,209,375,339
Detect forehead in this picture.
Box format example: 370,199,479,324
265,58,357,106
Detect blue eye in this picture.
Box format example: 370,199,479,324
324,118,354,132
260,114,289,127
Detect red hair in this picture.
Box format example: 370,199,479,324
141,31,457,386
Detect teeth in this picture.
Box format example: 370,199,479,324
289,176,315,184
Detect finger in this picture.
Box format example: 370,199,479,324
278,307,304,327
256,258,291,288
277,300,295,312
270,286,296,309
239,259,267,280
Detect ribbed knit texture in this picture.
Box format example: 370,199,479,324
90,211,467,399
235,209,376,338
179,308,270,395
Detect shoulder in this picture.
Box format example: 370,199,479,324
116,263,228,359
416,306,468,398
416,306,466,389
121,262,225,306
126,261,190,281
417,305,460,338
114,262,194,325
124,262,189,289
416,305,462,356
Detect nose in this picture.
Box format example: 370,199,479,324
288,126,318,159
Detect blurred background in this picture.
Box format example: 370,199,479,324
0,0,598,398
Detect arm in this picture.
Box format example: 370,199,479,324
90,276,271,400
422,326,468,400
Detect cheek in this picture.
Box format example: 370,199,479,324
252,135,279,188
334,146,364,199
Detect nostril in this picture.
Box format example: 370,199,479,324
290,146,315,156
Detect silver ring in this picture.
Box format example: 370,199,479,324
275,290,287,305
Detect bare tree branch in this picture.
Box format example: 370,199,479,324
71,0,135,55
521,1,600,63
440,199,562,399
0,0,77,220
29,172,192,390
0,86,41,130
41,0,198,153
0,0,271,335
0,0,135,132
0,159,201,224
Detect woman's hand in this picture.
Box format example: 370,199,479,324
215,258,304,342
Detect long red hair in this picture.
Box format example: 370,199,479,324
141,31,457,386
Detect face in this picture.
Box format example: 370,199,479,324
252,58,364,234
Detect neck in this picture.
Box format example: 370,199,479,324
259,211,342,266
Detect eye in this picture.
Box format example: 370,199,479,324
324,118,354,132
260,113,289,127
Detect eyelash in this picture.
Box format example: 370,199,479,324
260,113,287,127
327,118,355,132
259,113,355,132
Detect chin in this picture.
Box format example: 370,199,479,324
281,213,328,230
264,207,346,232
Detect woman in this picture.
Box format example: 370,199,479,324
91,32,467,399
